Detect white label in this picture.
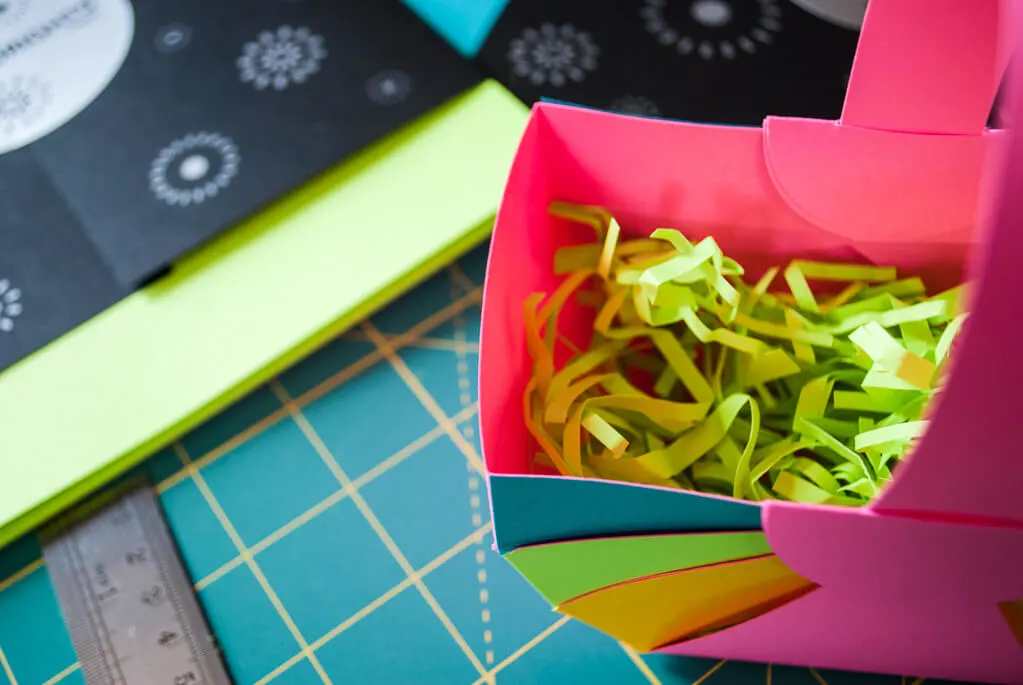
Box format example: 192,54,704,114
0,0,135,155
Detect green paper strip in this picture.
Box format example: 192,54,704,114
521,203,968,507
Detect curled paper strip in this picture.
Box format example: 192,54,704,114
524,203,968,506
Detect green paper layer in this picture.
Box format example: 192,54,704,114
0,81,527,551
505,531,771,606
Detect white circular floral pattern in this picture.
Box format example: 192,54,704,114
609,95,660,117
0,279,22,333
366,70,412,106
0,76,51,139
507,23,599,87
155,23,192,53
149,132,240,207
64,0,99,29
0,0,28,27
641,0,782,60
237,25,326,91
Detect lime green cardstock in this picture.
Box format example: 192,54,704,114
505,531,772,606
0,81,527,551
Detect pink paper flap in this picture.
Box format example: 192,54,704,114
841,0,1007,135
762,117,1002,251
760,0,1008,252
871,1,1023,522
657,588,1023,685
762,499,1023,604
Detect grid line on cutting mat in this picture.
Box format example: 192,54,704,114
267,377,492,683
451,273,495,668
172,442,335,684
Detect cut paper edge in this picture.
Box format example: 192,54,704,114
762,115,999,247
556,554,815,652
488,474,763,553
505,531,771,606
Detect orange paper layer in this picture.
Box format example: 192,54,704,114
557,555,815,651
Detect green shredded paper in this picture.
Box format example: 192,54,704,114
523,203,970,506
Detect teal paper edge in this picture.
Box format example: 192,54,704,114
489,474,765,554
0,81,528,552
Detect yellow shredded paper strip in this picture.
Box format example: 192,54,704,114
522,203,969,505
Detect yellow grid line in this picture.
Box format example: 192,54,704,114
621,644,663,685
691,659,727,685
910,679,927,685
310,525,490,651
182,419,456,588
0,559,43,594
0,645,17,685
40,662,79,685
190,484,350,592
39,662,78,685
190,404,476,591
448,263,478,296
809,667,830,685
155,406,293,494
271,381,491,683
254,654,309,685
345,330,481,354
470,615,572,685
255,524,490,684
362,322,485,474
397,336,480,354
173,444,334,685
371,286,482,345
768,663,773,685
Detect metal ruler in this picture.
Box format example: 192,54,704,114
42,481,233,685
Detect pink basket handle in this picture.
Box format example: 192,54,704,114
869,1,1023,522
840,0,1009,135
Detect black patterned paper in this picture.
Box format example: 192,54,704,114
30,0,479,288
0,150,127,366
0,0,480,373
475,0,861,124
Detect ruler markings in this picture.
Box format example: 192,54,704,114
42,484,232,685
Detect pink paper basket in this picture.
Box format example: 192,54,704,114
479,1,1023,683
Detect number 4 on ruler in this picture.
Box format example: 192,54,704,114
41,482,233,685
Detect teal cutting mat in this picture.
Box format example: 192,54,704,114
0,243,951,685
